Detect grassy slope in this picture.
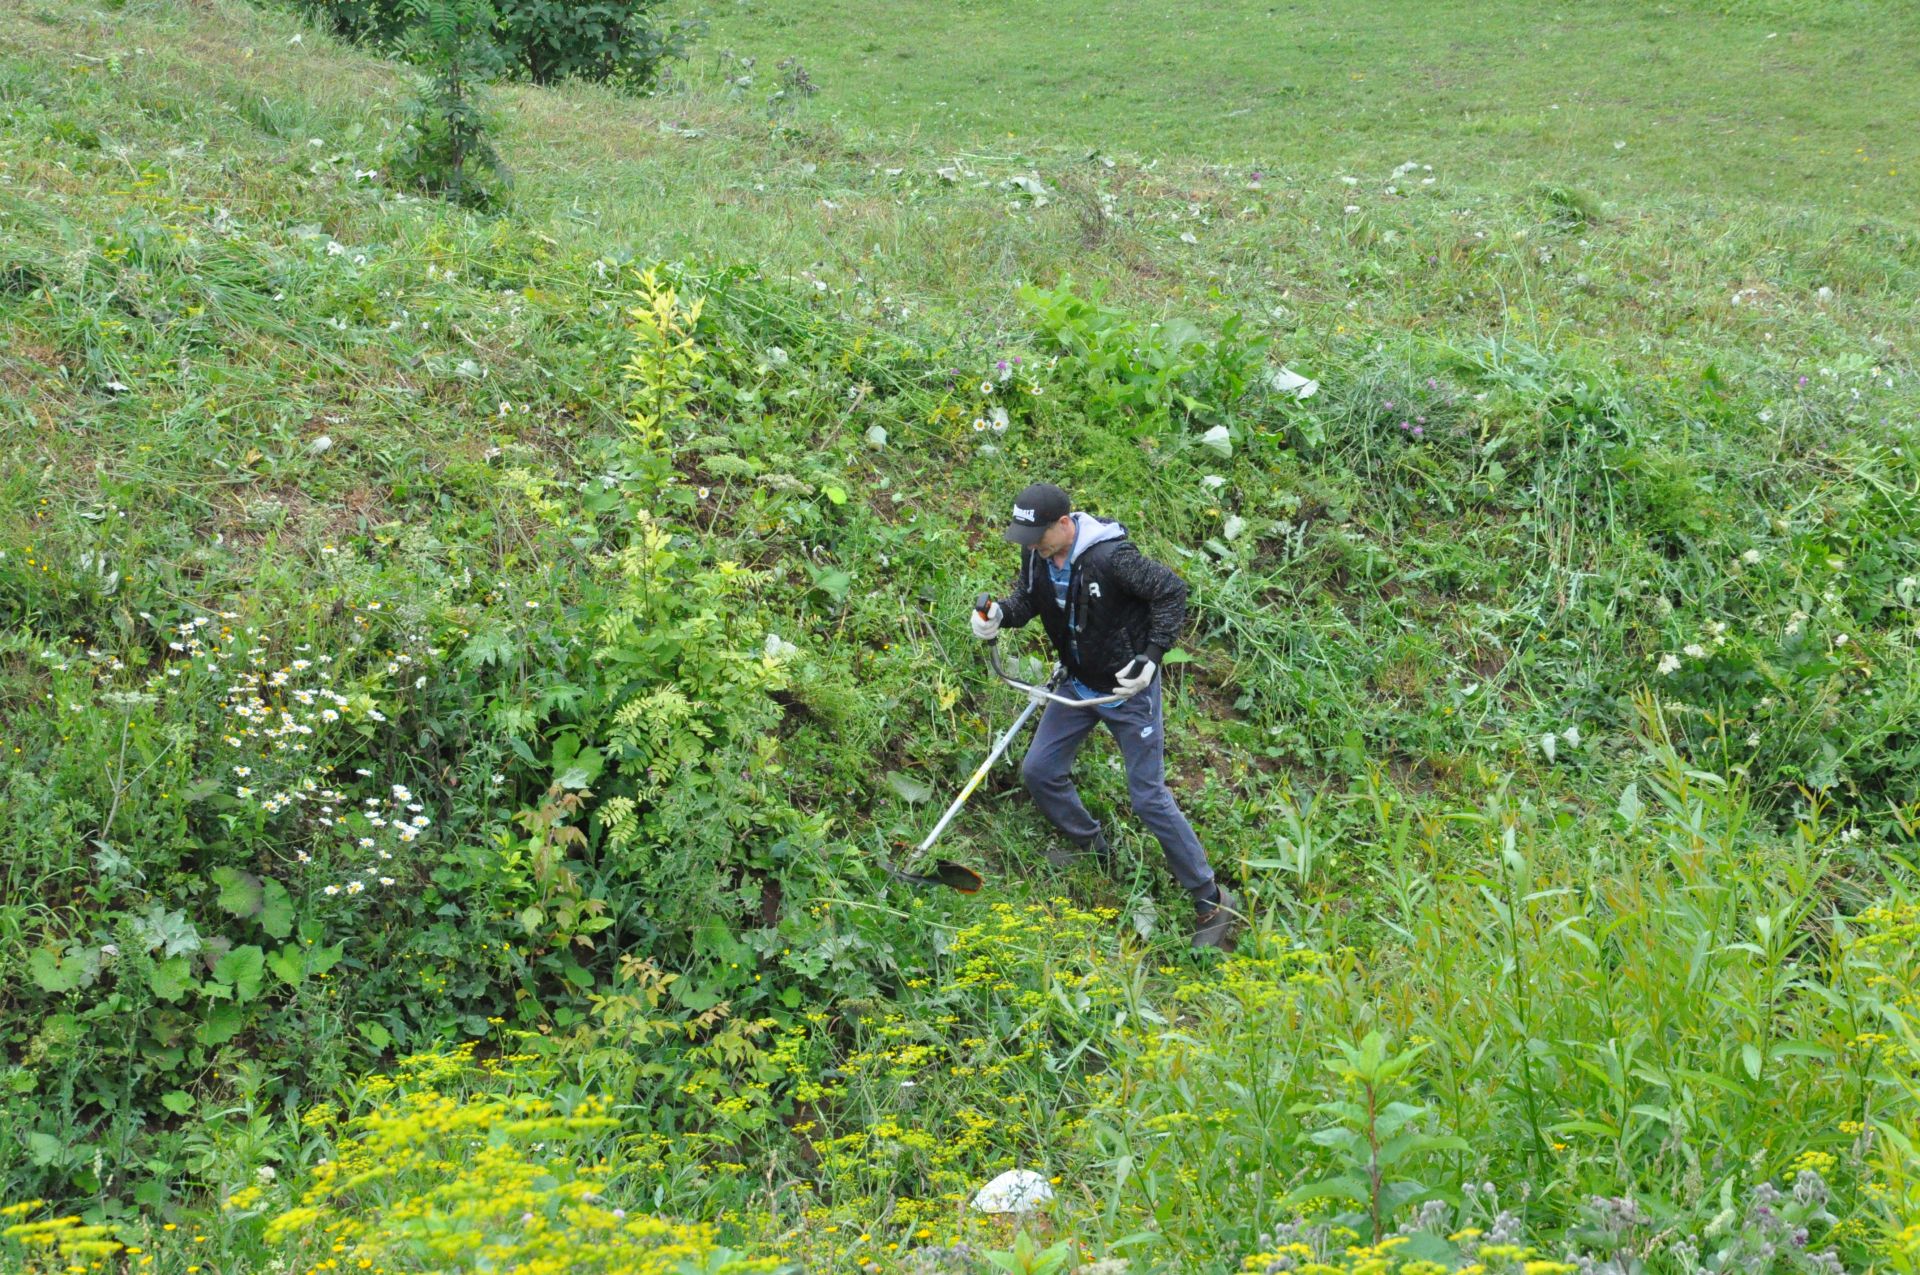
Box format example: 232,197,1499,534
4,0,1920,1267
6,0,1917,786
698,0,1920,221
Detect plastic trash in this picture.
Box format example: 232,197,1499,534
1268,366,1320,399
971,1169,1055,1214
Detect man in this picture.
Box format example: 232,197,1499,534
972,481,1242,949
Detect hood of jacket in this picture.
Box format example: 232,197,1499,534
1023,512,1129,592
1067,512,1127,563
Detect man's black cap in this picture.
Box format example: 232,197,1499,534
1004,482,1071,546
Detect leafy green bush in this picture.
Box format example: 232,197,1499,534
1,605,467,1198
302,0,691,87
390,0,509,208
8,13,1920,1263
494,0,695,86
1020,276,1270,436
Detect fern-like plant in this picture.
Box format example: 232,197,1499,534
390,0,508,208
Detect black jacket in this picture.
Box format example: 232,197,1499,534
997,515,1189,691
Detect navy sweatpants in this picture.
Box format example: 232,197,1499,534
1018,677,1215,902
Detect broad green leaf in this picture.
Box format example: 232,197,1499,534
883,770,933,804
149,955,194,1002
1380,1178,1441,1212
1110,1232,1165,1251
810,568,852,602
266,945,305,988
1282,1177,1368,1206
132,905,202,959
550,732,604,790
1374,1100,1425,1139
306,941,344,976
212,866,265,918
259,877,294,940
1617,781,1643,825
823,484,847,505
460,627,516,668
197,1002,244,1046
555,757,602,790
213,945,266,1003
29,947,89,994
159,1090,194,1116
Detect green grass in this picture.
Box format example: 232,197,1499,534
697,0,1920,220
3,0,1920,1272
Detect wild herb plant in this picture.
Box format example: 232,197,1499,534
390,0,508,207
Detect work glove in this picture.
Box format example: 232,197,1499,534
970,600,1004,641
1112,656,1157,699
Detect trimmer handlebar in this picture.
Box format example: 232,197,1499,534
975,592,1125,709
884,591,1119,891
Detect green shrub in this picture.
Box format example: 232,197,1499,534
0,607,468,1198
494,0,696,86
1020,276,1271,436
390,0,509,208
301,0,692,87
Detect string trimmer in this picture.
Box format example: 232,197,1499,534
882,594,1124,892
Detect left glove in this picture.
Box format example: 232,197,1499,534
1112,657,1157,699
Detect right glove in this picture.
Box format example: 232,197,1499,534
1112,656,1157,699
970,600,1003,641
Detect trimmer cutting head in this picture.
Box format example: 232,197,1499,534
884,859,984,893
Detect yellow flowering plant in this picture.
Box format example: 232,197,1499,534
1,1199,128,1274
256,1043,789,1275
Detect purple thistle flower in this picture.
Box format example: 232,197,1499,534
1412,425,1424,436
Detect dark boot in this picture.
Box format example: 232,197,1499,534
1191,887,1244,951
1043,826,1116,875
1088,827,1117,877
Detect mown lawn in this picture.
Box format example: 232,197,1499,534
698,0,1920,219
